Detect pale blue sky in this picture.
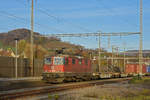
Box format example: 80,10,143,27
0,0,149,50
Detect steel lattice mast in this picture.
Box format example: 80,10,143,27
139,0,143,75
30,0,34,76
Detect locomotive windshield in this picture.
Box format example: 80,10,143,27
54,57,64,65
44,57,51,64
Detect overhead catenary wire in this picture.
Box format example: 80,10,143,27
0,11,28,30
0,27,10,31
35,8,93,32
15,0,93,32
95,0,139,29
11,0,66,33
0,10,28,24
0,9,66,33
36,5,93,32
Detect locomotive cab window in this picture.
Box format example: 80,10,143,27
72,59,76,64
79,59,82,64
54,57,64,65
85,59,88,65
65,58,68,65
44,58,51,64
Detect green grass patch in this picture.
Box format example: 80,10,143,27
129,76,150,84
141,89,150,96
48,94,59,100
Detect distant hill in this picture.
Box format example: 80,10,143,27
0,28,59,45
125,50,150,57
0,28,83,49
0,28,87,59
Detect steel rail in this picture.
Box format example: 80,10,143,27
0,78,131,99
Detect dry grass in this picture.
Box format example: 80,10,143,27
129,76,150,84
47,81,150,100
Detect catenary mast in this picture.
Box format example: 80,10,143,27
30,0,34,76
139,0,143,75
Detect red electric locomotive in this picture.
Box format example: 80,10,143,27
42,55,92,83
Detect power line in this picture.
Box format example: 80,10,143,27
15,0,93,32
10,0,66,33
0,10,28,24
0,9,66,33
37,7,93,32
0,27,10,31
0,11,29,29
37,8,60,22
95,0,139,29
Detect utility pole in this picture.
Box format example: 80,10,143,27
108,35,111,48
30,0,34,76
107,58,109,72
139,0,143,75
116,47,119,67
124,47,126,73
98,32,101,72
116,47,120,68
112,46,114,66
14,38,19,78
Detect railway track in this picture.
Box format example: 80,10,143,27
0,78,131,100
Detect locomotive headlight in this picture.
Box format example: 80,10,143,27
93,73,96,76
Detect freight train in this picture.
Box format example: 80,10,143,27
42,55,150,83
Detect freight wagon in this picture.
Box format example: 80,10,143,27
125,64,146,76
147,66,150,73
146,66,150,75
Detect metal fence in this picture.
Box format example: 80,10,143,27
0,56,43,78
33,59,43,77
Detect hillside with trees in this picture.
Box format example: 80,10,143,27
0,28,97,59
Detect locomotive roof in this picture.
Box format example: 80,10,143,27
45,54,87,59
